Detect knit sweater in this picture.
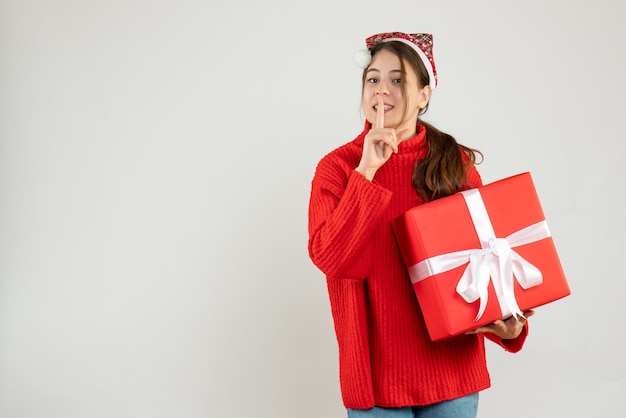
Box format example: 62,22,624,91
307,122,527,409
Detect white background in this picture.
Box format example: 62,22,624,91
1,1,624,417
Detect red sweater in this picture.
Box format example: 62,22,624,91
308,123,527,409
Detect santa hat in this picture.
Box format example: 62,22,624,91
354,32,437,90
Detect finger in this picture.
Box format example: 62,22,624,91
494,321,508,335
383,143,394,160
466,324,495,335
503,315,521,324
372,131,397,155
376,95,384,129
488,320,507,334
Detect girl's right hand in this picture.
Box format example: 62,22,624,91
356,96,410,181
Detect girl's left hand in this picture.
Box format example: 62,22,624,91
466,309,535,339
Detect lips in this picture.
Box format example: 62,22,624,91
374,104,394,110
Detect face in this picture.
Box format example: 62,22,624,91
362,49,431,133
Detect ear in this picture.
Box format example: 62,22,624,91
418,85,431,110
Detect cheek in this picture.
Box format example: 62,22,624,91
390,86,404,100
362,84,376,96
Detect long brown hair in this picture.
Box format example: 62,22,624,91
363,41,482,202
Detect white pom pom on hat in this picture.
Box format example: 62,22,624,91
354,32,438,91
353,49,372,69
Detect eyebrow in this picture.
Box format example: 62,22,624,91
366,68,403,75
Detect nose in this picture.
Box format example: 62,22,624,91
375,86,390,96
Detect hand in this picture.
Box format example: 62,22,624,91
466,309,535,339
356,96,410,180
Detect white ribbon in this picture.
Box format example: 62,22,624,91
407,188,550,321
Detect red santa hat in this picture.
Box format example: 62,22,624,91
354,32,438,91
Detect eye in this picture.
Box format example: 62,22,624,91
393,78,403,84
366,78,379,84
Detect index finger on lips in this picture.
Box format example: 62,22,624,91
376,95,384,129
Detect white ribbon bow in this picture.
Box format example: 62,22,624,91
407,188,550,321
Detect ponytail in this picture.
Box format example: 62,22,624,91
412,121,482,202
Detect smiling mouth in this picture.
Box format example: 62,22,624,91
374,105,394,110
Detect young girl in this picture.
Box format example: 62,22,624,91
307,32,534,418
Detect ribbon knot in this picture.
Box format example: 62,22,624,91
488,237,509,256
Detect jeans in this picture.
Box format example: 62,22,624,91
347,393,479,418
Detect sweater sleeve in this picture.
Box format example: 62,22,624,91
308,156,392,279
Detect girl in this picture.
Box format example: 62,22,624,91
307,32,533,418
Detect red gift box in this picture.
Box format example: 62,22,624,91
392,172,570,341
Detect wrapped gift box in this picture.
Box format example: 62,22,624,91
392,172,570,341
